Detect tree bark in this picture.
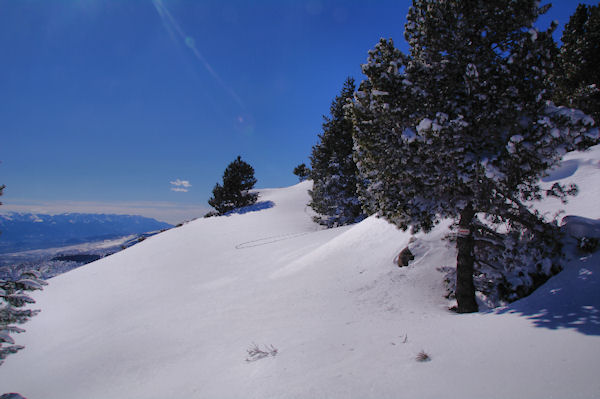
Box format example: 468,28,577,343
455,202,478,313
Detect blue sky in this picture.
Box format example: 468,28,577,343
0,0,594,223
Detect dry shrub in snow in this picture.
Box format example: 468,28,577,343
416,350,431,362
245,343,278,362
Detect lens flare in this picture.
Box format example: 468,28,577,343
152,0,245,110
185,36,195,49
234,113,255,136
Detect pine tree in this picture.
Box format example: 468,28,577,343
0,270,46,365
309,77,366,227
554,3,600,125
293,163,311,182
0,185,46,365
208,156,258,215
352,0,598,312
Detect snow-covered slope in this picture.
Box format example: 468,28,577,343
1,147,599,399
538,144,600,219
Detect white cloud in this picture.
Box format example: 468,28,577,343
170,179,191,192
170,179,191,188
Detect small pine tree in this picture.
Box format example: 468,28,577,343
0,185,46,366
293,163,311,182
352,1,598,312
0,269,47,365
554,3,600,126
309,77,366,227
208,156,258,215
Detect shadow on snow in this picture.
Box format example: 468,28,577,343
225,201,275,216
493,250,600,336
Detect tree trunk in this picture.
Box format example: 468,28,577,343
455,203,478,313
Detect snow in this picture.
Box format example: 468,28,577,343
0,332,15,345
538,144,600,219
465,63,478,78
529,28,538,42
1,147,600,398
416,118,432,133
14,279,44,290
510,134,524,143
401,127,417,142
371,90,389,96
561,215,600,240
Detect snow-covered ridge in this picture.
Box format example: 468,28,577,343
1,147,599,398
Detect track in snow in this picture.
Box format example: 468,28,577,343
235,232,311,249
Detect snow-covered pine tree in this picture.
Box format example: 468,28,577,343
554,3,600,126
0,269,46,365
208,156,258,215
352,0,598,312
309,78,366,227
0,185,46,365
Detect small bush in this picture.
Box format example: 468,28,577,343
416,350,431,362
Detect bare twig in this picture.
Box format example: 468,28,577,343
246,343,278,362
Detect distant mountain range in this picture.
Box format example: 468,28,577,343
0,213,172,254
